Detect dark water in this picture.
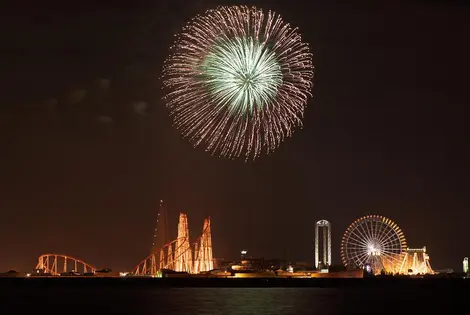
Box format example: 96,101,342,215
0,279,466,314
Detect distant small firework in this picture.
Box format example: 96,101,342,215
162,5,314,160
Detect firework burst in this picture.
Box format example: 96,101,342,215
162,5,314,160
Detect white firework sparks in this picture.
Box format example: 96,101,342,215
162,5,314,160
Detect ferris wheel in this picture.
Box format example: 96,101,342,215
341,215,407,274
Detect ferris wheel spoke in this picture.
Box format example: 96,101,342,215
382,246,400,256
381,232,402,252
344,241,367,252
365,221,377,244
350,225,370,245
350,247,367,255
345,248,367,263
355,250,370,265
375,219,386,243
378,226,398,248
377,226,393,245
381,233,401,250
370,220,380,243
381,250,402,262
365,220,378,244
381,237,400,251
346,229,370,247
346,252,361,264
380,233,397,248
346,231,369,247
356,223,370,245
371,218,379,242
357,222,373,245
349,250,368,267
349,245,369,262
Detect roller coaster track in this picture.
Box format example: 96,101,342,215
33,215,213,277
35,254,97,276
132,217,213,276
132,237,191,276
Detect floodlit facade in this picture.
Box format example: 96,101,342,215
315,220,331,269
464,257,468,274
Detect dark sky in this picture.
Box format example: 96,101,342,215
1,0,469,273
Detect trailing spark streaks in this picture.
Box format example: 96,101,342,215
162,5,314,160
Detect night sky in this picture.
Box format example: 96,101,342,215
1,0,469,273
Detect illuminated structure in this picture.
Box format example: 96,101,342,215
341,215,407,275
132,212,213,276
35,254,96,275
151,200,169,266
175,213,192,272
398,247,434,275
194,218,214,272
314,220,331,269
464,257,469,274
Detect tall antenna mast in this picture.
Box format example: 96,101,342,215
151,200,169,255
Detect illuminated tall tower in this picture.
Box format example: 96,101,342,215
150,200,169,255
149,200,169,272
464,257,469,274
194,217,213,273
315,220,331,269
175,213,192,273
